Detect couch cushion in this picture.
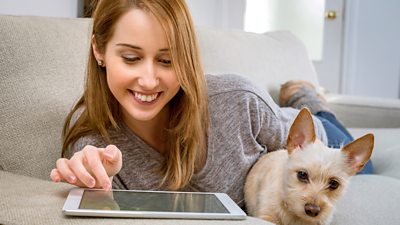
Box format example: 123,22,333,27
0,15,91,179
0,171,272,225
328,94,400,128
196,27,320,101
333,175,400,225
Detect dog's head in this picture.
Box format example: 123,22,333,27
282,108,374,223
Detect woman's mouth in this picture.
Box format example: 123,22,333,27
131,91,160,103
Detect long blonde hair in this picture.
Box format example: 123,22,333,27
62,0,209,190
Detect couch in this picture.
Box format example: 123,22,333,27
1,15,400,225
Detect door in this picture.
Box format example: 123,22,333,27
341,0,400,98
313,0,345,94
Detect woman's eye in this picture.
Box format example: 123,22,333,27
122,56,140,63
158,58,171,66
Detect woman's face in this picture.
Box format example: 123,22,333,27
94,8,180,124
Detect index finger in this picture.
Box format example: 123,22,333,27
83,147,112,190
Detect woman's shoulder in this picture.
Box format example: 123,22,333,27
205,74,260,96
205,74,275,104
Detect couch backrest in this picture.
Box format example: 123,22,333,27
0,15,91,179
197,27,319,100
0,15,318,180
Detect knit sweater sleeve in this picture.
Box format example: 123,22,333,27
206,74,327,154
253,92,328,153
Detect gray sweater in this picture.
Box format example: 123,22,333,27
70,74,327,207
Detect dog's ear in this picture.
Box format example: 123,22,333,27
287,108,316,154
341,133,374,175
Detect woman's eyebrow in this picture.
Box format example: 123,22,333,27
116,43,141,50
116,43,170,52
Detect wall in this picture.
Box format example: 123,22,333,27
0,0,81,18
244,0,324,61
186,0,246,30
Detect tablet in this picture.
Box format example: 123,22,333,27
62,188,246,220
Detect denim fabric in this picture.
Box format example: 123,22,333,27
315,111,373,174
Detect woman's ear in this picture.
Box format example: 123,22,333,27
92,35,105,66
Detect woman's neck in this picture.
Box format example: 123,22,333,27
122,107,169,154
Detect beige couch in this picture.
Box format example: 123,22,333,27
1,15,400,225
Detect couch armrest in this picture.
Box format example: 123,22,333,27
326,94,400,128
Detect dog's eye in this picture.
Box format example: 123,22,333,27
297,171,309,183
328,179,340,190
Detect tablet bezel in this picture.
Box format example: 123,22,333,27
62,188,246,220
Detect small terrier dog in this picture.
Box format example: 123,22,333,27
244,108,374,225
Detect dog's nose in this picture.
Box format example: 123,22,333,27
305,203,320,217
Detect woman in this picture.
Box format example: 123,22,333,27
50,0,371,207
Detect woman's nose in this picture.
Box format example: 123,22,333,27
137,61,159,89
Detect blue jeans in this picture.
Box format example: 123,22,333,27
315,111,373,174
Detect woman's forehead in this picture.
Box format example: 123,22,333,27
108,8,169,50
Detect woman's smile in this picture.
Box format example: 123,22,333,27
129,90,161,104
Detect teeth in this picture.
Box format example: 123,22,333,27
134,92,158,102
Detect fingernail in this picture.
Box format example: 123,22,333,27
104,152,114,159
69,176,76,183
104,183,111,191
88,179,95,188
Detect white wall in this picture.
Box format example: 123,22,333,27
186,0,246,30
244,0,324,61
0,0,80,18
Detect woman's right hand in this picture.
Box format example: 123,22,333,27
50,145,122,190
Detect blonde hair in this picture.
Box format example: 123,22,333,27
62,0,209,190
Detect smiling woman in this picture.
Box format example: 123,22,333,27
55,0,209,191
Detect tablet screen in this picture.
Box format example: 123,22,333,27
79,190,229,213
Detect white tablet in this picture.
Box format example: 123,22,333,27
63,188,246,220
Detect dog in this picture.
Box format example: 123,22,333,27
244,108,374,225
